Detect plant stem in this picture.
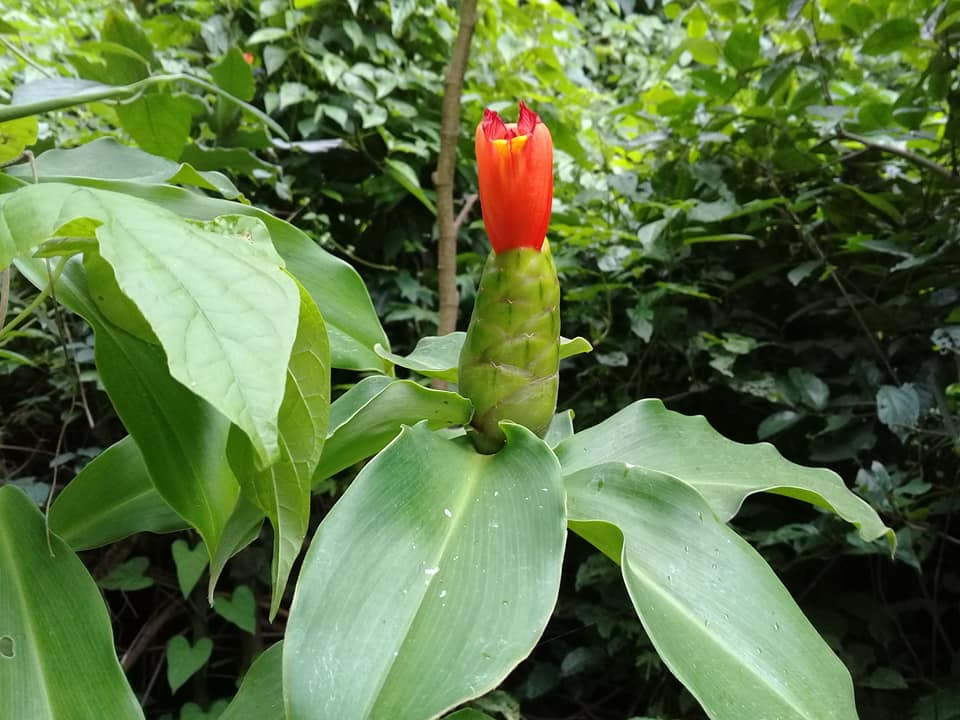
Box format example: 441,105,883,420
0,256,68,341
435,0,478,338
0,73,287,139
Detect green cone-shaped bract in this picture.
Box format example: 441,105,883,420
458,241,560,453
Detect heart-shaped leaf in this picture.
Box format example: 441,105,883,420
97,556,153,591
167,635,213,693
214,585,256,633
171,540,208,599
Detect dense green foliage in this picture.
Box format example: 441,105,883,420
0,0,957,718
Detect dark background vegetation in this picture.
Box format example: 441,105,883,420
1,0,959,717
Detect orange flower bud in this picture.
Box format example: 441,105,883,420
474,101,553,253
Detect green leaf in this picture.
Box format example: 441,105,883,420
98,556,154,591
167,635,213,693
6,138,239,198
49,436,187,550
723,24,760,72
214,585,257,633
5,175,389,371
220,644,285,720
862,19,919,55
375,333,592,382
757,410,805,440
210,48,255,102
1,183,300,465
566,464,858,720
876,384,920,430
16,256,241,564
102,8,157,66
227,284,330,618
208,494,265,601
312,376,473,483
445,711,497,720
248,28,290,44
115,92,195,160
554,399,894,548
0,486,144,719
172,540,209,599
384,157,436,214
0,116,38,163
285,423,566,719
544,410,575,448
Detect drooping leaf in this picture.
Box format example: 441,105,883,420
227,284,330,618
208,494,265,600
554,399,893,547
285,423,566,720
2,168,389,371
2,183,300,466
566,463,859,720
49,436,187,550
0,486,144,719
312,376,473,483
16,256,240,563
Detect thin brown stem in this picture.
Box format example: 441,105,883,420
435,0,479,338
836,127,959,185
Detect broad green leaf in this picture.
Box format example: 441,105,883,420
3,170,389,371
862,19,919,55
0,486,144,719
374,333,592,382
0,116,38,163
115,92,195,160
16,256,240,563
227,284,330,618
312,376,473,483
220,644,284,720
167,635,212,693
1,183,300,465
285,423,566,720
566,464,858,720
554,399,894,547
5,138,239,198
49,436,187,550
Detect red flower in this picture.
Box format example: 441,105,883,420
243,52,255,64
474,101,553,253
